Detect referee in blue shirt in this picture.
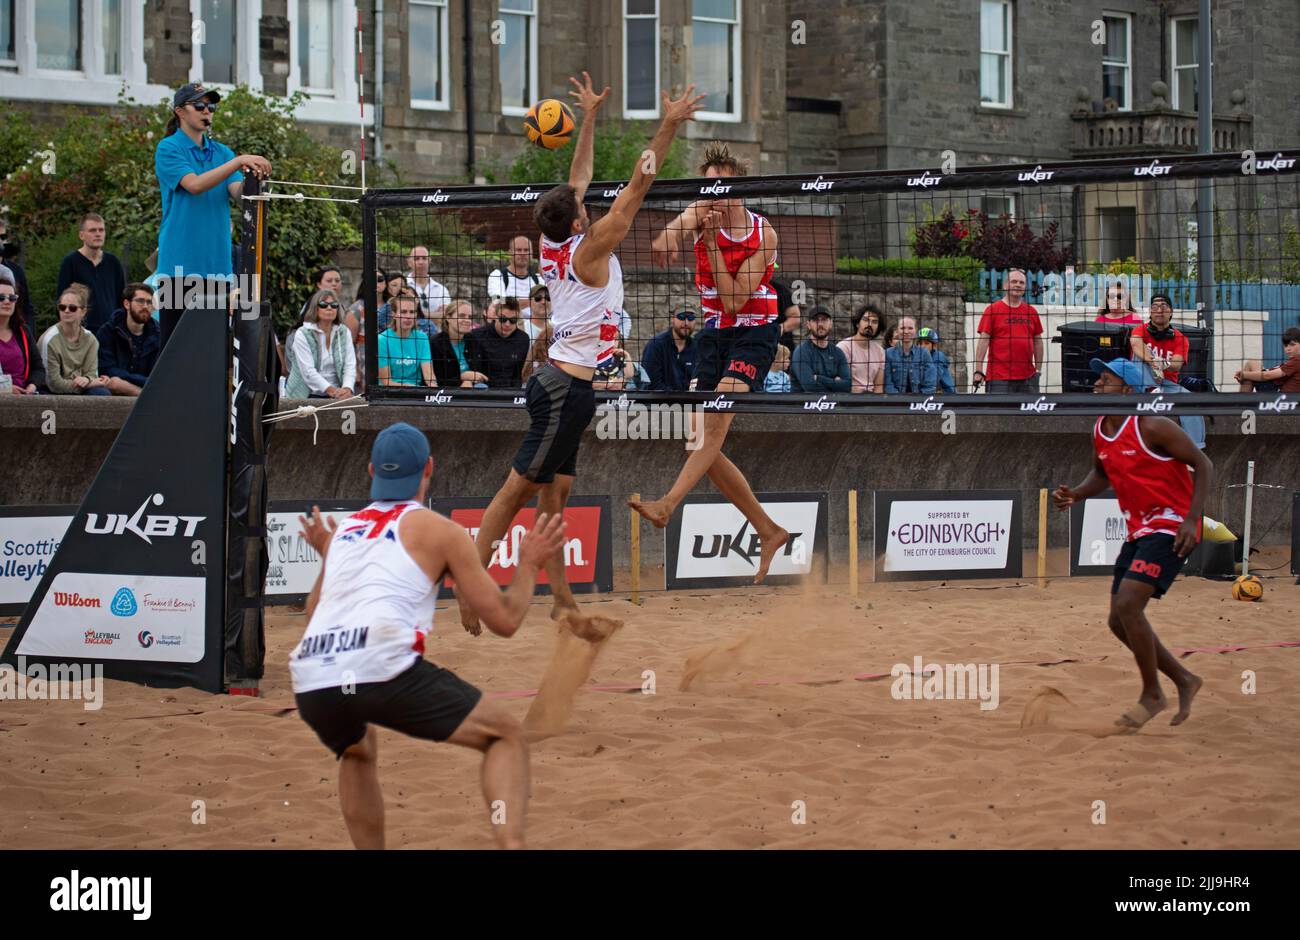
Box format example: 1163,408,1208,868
153,83,271,347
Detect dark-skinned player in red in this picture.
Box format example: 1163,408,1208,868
1052,357,1211,730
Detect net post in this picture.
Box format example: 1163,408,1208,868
362,193,378,395
848,489,859,598
629,492,641,606
1037,488,1049,589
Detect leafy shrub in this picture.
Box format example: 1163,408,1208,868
911,208,1075,272
507,122,690,184
836,255,986,296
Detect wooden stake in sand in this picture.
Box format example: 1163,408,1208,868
1037,488,1048,588
629,492,641,606
523,614,622,736
848,489,859,598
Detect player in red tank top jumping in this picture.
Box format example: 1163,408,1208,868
1052,358,1213,729
629,142,790,584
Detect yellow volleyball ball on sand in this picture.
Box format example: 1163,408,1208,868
524,99,576,150
1231,574,1263,602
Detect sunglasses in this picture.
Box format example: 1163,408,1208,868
532,293,550,301
318,301,340,309
58,304,82,312
0,293,18,303
189,101,218,113
499,317,519,324
675,312,697,321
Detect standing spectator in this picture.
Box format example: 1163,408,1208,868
763,343,792,393
405,245,450,317
286,288,357,399
641,308,698,391
465,296,530,388
430,299,490,388
521,322,555,386
837,303,886,393
57,213,126,335
0,218,38,331
45,285,110,396
376,295,435,388
95,282,160,397
1236,326,1300,393
917,327,956,394
791,306,850,393
0,264,43,394
974,268,1043,392
154,83,271,346
297,266,345,323
1130,294,1188,385
487,235,542,324
1095,281,1143,326
884,316,937,394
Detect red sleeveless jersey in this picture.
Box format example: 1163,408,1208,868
1093,416,1195,541
693,209,778,328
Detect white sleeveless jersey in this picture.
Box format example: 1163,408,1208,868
289,501,439,693
538,232,623,369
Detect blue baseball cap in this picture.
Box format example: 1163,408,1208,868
1090,357,1150,390
173,83,220,109
917,327,941,343
370,423,430,500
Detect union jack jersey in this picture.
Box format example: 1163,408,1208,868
1094,416,1196,541
694,209,778,328
539,232,623,369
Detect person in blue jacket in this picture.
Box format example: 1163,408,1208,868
884,316,937,394
791,306,850,393
917,326,956,394
95,283,161,396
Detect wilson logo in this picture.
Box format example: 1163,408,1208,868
1133,159,1172,177
1135,396,1174,413
1018,165,1054,183
1020,396,1056,413
421,189,450,204
54,592,100,609
699,181,732,196
424,391,454,404
800,175,834,192
906,171,942,188
804,395,837,411
908,396,944,413
84,494,205,544
510,187,539,202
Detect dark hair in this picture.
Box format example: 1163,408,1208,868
356,268,385,303
534,184,581,242
164,109,181,137
1097,281,1136,318
0,270,23,333
502,296,521,313
851,303,886,334
882,325,897,348
698,140,750,176
1283,326,1300,345
314,266,342,286
121,282,152,305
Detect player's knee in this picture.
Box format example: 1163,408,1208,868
1113,592,1146,623
342,728,378,764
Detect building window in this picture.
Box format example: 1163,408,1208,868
624,0,658,118
981,194,1016,220
979,0,1012,108
297,0,335,94
1170,16,1199,111
1098,207,1137,262
199,0,237,85
498,0,537,116
692,0,740,121
37,0,82,71
1101,12,1130,110
410,0,450,108
0,0,14,66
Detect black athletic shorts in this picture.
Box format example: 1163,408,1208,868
1111,532,1187,599
511,364,597,484
693,322,781,392
295,659,483,758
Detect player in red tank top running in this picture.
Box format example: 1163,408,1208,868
629,142,790,584
1052,358,1212,730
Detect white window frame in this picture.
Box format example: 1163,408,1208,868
980,193,1016,220
691,0,741,122
286,0,372,124
498,0,538,118
622,0,659,119
979,0,1013,110
409,0,451,111
3,0,166,104
189,0,263,92
1170,14,1200,112
0,0,16,67
1101,11,1131,112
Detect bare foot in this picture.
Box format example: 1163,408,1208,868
1170,674,1202,726
459,604,483,637
1115,693,1167,729
753,526,789,584
555,611,623,644
628,497,673,529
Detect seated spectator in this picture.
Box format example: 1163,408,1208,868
466,296,530,388
521,282,550,340
764,343,792,393
521,321,555,385
95,282,161,397
45,285,111,396
1236,326,1300,393
0,264,44,394
641,308,698,391
345,265,385,341
883,317,937,394
837,303,886,393
405,244,450,318
57,212,126,335
431,299,490,388
286,288,357,399
917,327,956,394
376,295,435,388
376,285,437,339
1129,293,1192,389
1095,281,1144,326
593,347,638,391
487,235,543,327
484,297,502,326
297,265,344,323
791,306,850,393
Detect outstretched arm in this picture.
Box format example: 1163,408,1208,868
566,71,610,203
702,215,777,316
651,201,709,268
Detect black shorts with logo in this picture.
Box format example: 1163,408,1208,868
1111,532,1187,599
295,659,483,758
693,323,780,392
511,364,597,484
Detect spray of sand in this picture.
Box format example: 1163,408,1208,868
1020,686,1133,738
523,613,623,737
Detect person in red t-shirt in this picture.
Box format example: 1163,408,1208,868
1129,294,1188,383
974,268,1043,392
1236,326,1300,393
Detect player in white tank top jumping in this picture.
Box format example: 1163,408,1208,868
458,73,706,639
292,422,568,849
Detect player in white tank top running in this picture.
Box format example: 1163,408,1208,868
458,73,706,640
292,422,568,849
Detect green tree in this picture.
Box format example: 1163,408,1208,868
507,122,690,184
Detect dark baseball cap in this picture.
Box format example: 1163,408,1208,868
370,423,430,501
808,305,833,321
917,326,941,343
173,83,221,109
1149,293,1173,306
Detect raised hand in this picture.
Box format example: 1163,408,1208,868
518,512,568,572
567,71,610,114
661,84,707,125
298,506,338,555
